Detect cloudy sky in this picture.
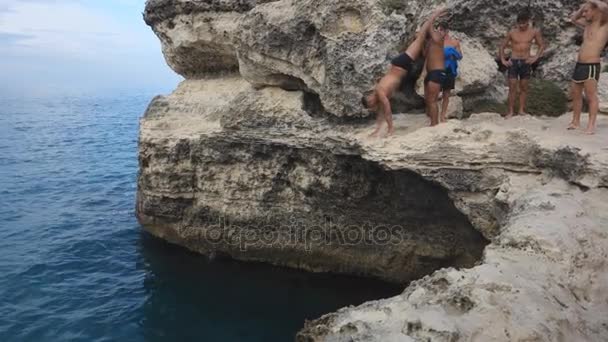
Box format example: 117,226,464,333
0,0,181,97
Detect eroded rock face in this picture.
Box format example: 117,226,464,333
144,0,278,77
297,180,608,342
234,0,416,116
140,0,608,340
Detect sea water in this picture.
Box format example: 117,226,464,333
0,93,401,342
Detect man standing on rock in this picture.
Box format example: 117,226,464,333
363,8,447,137
499,11,546,119
569,0,608,135
424,19,450,126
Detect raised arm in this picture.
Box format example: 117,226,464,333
589,0,608,20
499,31,512,67
419,8,447,37
571,4,588,28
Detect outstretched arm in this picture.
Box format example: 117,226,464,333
499,31,512,67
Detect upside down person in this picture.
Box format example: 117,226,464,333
362,8,447,137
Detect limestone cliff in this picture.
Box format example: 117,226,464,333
139,0,608,340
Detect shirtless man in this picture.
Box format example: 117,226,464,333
440,24,463,123
569,0,608,135
424,20,449,126
363,8,447,137
499,11,546,118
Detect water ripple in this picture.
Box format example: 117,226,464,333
0,95,401,342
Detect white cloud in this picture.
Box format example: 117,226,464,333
0,0,181,96
0,0,142,60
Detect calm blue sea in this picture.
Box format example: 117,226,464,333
0,93,400,342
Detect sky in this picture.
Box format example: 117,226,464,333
0,0,182,97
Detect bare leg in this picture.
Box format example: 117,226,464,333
506,78,518,118
519,79,530,115
369,108,384,138
368,92,384,137
583,80,598,135
440,89,451,123
569,82,584,130
425,82,441,126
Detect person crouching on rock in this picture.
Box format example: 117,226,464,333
499,11,546,119
440,23,462,123
568,0,608,135
424,18,450,126
362,8,447,137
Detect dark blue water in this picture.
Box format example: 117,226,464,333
0,94,401,342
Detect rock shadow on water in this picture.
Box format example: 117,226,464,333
137,232,402,342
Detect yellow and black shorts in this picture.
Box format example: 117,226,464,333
572,62,601,83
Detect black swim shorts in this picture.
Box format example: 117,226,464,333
442,72,456,91
391,53,414,72
572,62,600,83
508,59,531,80
425,70,447,86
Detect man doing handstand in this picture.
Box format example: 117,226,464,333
363,8,447,137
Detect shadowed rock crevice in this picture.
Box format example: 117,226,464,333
137,139,489,283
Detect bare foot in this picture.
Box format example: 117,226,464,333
519,112,530,116
386,128,395,137
584,127,596,135
505,113,514,119
440,116,447,123
567,122,579,130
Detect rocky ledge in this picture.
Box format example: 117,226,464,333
139,0,608,340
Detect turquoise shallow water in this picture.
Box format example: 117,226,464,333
0,94,401,342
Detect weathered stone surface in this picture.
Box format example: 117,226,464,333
138,81,608,339
452,33,500,96
598,73,608,114
234,0,417,116
144,0,279,77
140,0,608,340
297,179,608,342
444,95,463,119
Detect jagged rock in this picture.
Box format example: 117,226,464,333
143,0,278,77
452,33,500,96
447,0,580,84
140,0,608,340
297,179,608,342
234,0,417,116
598,74,608,114
444,95,463,119
538,34,579,89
